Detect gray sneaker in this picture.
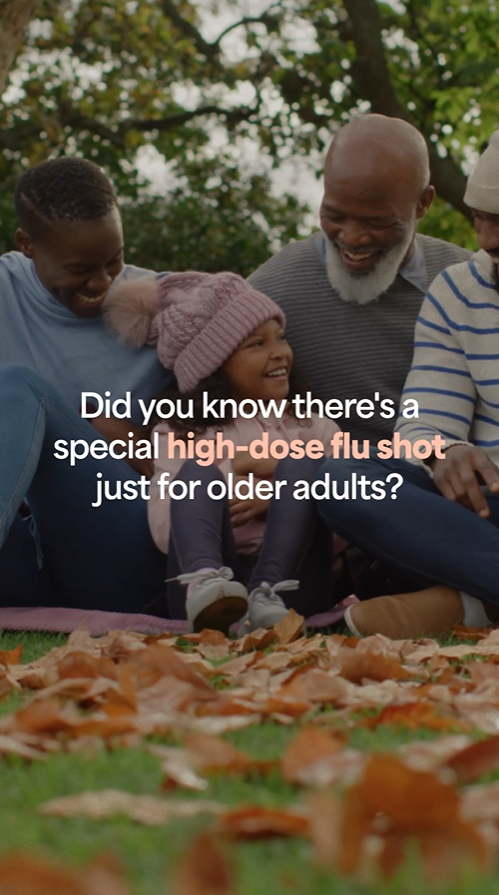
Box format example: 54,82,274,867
238,580,299,635
175,567,248,634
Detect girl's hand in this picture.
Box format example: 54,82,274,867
229,494,270,526
231,452,278,477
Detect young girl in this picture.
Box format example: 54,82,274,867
105,271,341,634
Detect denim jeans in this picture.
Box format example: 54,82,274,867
0,364,165,611
167,455,334,618
317,451,499,606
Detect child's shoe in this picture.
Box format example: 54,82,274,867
344,585,464,640
176,567,248,634
238,580,299,635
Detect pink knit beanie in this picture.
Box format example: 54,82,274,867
104,271,286,393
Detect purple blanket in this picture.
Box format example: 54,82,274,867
0,597,357,636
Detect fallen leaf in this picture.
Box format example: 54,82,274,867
0,645,23,666
307,791,342,868
0,733,48,761
148,745,209,792
80,853,131,895
56,651,117,681
452,625,490,641
12,699,79,735
65,622,97,653
364,702,462,732
299,669,353,705
127,644,213,696
399,735,471,772
338,649,413,684
0,851,131,895
217,804,310,840
445,735,499,784
183,732,275,776
172,833,235,895
281,726,344,784
462,780,499,824
39,790,225,824
273,610,305,645
196,629,230,660
467,661,499,685
217,653,260,677
0,669,12,701
236,629,277,652
340,755,487,881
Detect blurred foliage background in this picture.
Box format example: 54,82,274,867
1,0,497,274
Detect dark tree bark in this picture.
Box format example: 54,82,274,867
342,0,471,218
0,0,41,98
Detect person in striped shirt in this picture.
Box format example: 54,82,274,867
318,131,499,639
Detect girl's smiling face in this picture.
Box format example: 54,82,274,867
222,318,293,402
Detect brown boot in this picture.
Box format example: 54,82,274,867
345,585,464,640
483,600,499,624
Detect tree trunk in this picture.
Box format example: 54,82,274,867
342,0,471,219
0,0,40,99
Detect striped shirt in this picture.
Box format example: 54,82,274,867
397,250,499,459
248,231,470,441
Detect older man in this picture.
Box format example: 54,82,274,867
248,114,471,442
317,130,499,639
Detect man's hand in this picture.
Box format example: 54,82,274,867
431,444,499,517
229,494,270,527
90,415,154,478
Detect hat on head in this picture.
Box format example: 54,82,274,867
104,270,285,393
464,130,499,214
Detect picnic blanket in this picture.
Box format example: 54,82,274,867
0,597,357,635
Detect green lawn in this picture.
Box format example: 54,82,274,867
0,629,497,894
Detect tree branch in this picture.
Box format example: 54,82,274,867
121,104,257,133
161,1,280,62
161,0,219,60
0,120,41,149
213,11,280,46
341,0,471,218
426,146,471,218
0,104,258,151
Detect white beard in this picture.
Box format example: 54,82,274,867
324,224,416,305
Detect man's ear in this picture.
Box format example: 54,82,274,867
16,228,34,257
416,185,435,220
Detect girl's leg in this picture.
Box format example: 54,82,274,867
169,460,240,573
245,455,333,627
168,460,248,632
0,364,165,612
248,455,331,587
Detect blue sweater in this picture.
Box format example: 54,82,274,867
0,252,172,422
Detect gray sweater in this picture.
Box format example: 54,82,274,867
248,231,471,441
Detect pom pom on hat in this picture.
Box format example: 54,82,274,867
104,277,158,348
105,270,285,392
464,130,499,214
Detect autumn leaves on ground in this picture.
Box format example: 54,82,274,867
2,616,499,893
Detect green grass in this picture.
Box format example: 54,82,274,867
0,629,496,894
0,630,66,661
